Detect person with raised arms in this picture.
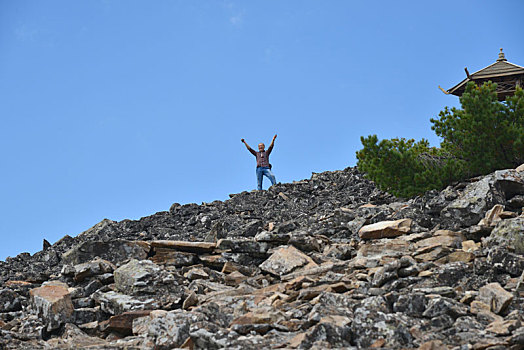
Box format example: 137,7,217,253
241,134,277,190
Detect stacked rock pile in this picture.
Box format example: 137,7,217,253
1,165,524,349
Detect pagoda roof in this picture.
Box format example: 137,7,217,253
447,49,524,96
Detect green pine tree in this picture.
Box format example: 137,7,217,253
356,82,524,198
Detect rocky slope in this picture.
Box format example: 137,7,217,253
1,166,524,349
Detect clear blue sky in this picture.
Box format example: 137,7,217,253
1,1,523,260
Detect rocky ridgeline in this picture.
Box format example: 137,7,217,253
1,166,524,349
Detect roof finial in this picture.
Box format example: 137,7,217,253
497,48,507,61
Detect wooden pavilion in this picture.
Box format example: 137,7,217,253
440,49,524,100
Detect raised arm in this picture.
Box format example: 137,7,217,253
241,138,257,156
267,134,277,155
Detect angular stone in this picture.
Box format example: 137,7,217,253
114,259,175,295
132,310,197,349
469,300,499,322
418,270,434,277
182,291,198,310
463,224,494,241
422,296,468,319
419,340,449,350
441,175,503,228
435,261,470,286
461,240,480,252
351,304,413,348
184,267,209,281
507,326,524,348
460,291,478,304
73,297,95,309
225,271,248,286
83,279,104,297
323,243,354,260
93,291,159,315
0,289,22,312
478,282,513,314
62,240,148,265
230,311,282,326
4,280,34,287
77,320,99,335
347,218,367,234
508,195,524,209
297,285,326,300
414,245,451,262
199,254,226,270
288,234,323,253
243,219,264,236
328,282,352,293
357,238,412,259
478,314,506,330
358,219,412,239
487,246,524,276
254,231,290,244
150,240,216,253
471,338,508,350
436,251,475,264
486,319,520,336
281,261,348,281
494,169,524,199
478,204,505,227
221,261,243,274
350,257,379,270
298,315,352,348
392,293,428,317
29,282,74,331
73,258,116,282
74,307,102,324
260,245,317,277
412,286,455,297
97,273,114,285
286,332,307,348
501,210,518,218
106,310,152,335
274,220,299,234
216,239,269,255
187,328,227,349
371,261,399,287
415,230,465,250
486,217,524,254
46,323,108,348
151,249,197,266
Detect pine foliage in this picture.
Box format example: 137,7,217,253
356,82,524,198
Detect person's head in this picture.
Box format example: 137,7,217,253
258,143,265,151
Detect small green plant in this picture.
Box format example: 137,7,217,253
356,82,524,197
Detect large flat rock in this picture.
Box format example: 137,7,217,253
260,245,317,277
150,240,216,253
358,219,412,239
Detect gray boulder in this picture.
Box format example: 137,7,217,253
132,310,203,350
441,169,524,229
114,259,180,296
485,217,524,254
62,240,148,265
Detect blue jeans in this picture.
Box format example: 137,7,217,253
256,167,276,190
